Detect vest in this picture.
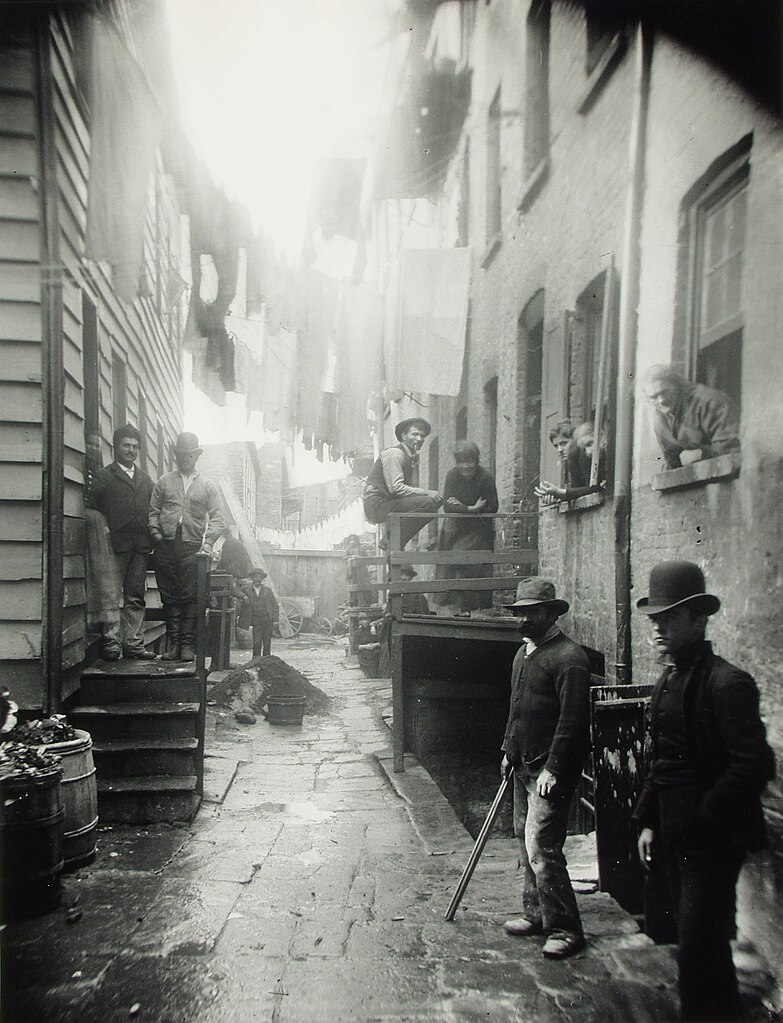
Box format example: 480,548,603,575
365,444,417,498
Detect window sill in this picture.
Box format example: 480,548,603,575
480,233,502,269
577,32,627,115
518,157,550,214
651,451,742,492
559,491,606,514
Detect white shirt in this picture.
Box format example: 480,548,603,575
117,462,135,479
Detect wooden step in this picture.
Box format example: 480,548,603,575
80,675,201,705
71,703,200,740
93,737,199,778
97,775,199,824
81,660,196,680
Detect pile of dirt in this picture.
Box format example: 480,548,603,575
209,656,331,718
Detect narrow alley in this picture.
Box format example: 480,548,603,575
4,638,679,1023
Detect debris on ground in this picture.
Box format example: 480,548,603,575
209,655,330,717
234,709,257,725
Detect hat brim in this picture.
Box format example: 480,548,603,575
503,597,570,615
636,593,720,616
394,418,432,441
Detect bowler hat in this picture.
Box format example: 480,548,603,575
636,560,720,616
172,431,203,456
399,565,418,579
250,567,268,579
503,577,569,616
394,417,432,441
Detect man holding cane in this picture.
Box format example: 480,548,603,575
500,578,591,959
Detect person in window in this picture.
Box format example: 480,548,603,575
534,423,606,504
238,568,279,659
633,561,775,1022
363,417,443,550
642,364,739,469
434,441,499,615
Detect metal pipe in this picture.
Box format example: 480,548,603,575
613,21,653,685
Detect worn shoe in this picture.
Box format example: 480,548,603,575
542,932,586,959
503,917,544,937
101,648,121,662
123,648,156,660
179,644,196,662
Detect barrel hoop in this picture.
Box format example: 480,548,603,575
2,810,65,832
60,767,97,785
64,815,99,838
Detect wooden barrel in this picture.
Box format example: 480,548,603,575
265,695,307,726
0,765,64,921
37,729,98,871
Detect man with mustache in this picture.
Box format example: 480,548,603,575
500,578,591,959
363,417,443,550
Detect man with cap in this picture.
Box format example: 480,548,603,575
363,418,443,549
633,561,775,1022
500,578,591,959
149,432,223,661
238,568,279,659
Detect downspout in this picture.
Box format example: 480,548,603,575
614,21,653,685
35,13,65,712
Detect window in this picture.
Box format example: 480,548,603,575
82,294,100,472
690,168,748,410
484,377,498,477
111,354,127,432
518,291,544,549
486,88,502,242
524,0,551,180
137,392,148,472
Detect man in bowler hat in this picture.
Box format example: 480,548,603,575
149,432,223,661
633,561,775,1022
500,578,591,959
363,417,443,549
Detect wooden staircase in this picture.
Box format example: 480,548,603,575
71,661,204,823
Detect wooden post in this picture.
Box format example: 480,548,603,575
194,553,210,798
392,628,405,772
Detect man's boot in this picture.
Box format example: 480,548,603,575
161,608,182,661
180,606,197,662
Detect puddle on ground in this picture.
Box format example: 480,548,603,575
254,801,335,822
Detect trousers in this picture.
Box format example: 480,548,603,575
363,493,440,549
153,537,201,608
657,785,745,1022
103,549,148,652
513,768,583,936
252,617,273,658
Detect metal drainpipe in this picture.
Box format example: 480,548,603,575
614,21,653,685
36,13,65,713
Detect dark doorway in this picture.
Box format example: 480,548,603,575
518,291,544,551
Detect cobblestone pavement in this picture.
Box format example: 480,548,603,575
3,638,681,1023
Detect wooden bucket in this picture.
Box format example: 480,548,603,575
0,765,64,920
265,695,306,726
37,729,98,871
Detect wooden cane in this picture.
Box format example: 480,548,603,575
444,768,513,921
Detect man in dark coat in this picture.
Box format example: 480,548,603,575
642,365,739,469
238,568,279,658
500,578,591,959
85,425,155,660
363,417,443,549
633,561,775,1022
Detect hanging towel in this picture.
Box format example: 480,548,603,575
385,247,472,396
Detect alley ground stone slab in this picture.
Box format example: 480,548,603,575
2,640,681,1023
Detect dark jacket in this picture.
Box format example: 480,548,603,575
85,462,154,553
502,631,591,788
237,582,279,630
652,382,739,469
633,642,775,850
